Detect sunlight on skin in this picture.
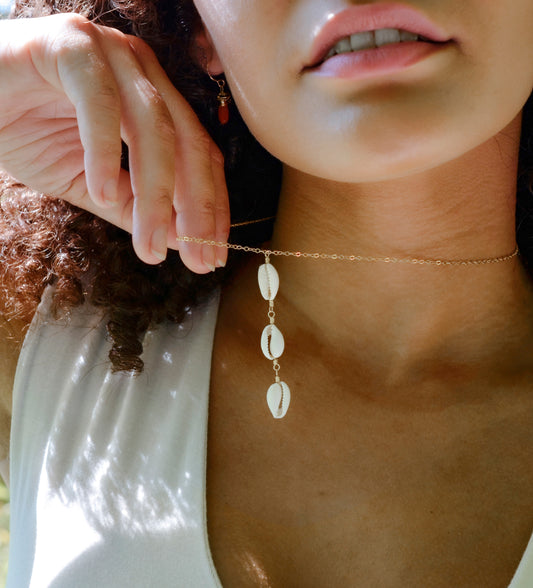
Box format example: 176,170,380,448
242,550,272,587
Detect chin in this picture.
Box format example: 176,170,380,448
295,115,505,183
286,143,452,184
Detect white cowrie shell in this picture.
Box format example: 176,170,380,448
258,263,279,301
267,381,290,418
261,324,285,360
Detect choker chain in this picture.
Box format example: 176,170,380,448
176,234,519,266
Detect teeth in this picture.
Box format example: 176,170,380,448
327,28,421,59
399,30,419,42
374,28,401,47
350,31,374,52
336,37,353,54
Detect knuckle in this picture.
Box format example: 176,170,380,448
190,129,212,151
197,197,216,216
53,31,93,59
209,143,225,166
139,192,173,225
181,131,215,162
75,82,121,117
151,190,173,210
51,36,120,106
53,30,103,74
137,188,173,216
127,35,156,60
174,192,216,218
57,12,91,30
93,139,121,159
54,13,96,46
96,81,120,102
146,98,176,142
77,76,120,108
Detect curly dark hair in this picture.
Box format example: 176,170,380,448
1,0,532,373
0,0,281,372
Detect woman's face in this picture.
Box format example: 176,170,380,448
193,0,533,183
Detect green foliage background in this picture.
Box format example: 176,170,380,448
0,481,8,586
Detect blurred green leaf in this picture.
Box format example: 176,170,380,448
0,484,8,504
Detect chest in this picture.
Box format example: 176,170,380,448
206,408,533,588
206,337,533,587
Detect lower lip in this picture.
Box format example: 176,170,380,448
309,41,450,80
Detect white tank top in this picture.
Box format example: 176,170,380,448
5,286,533,587
7,286,223,587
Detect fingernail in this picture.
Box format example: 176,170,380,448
216,253,226,268
151,226,168,261
103,178,118,206
202,244,217,272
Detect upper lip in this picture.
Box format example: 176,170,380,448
304,3,452,69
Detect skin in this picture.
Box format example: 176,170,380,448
190,0,533,585
190,0,533,373
0,0,533,585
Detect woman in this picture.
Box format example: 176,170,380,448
0,0,532,586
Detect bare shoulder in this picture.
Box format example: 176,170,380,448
0,314,31,464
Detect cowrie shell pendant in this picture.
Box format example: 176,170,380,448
257,255,290,418
261,324,285,360
267,381,291,419
258,263,279,300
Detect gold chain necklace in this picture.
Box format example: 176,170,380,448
177,215,519,266
177,235,519,266
177,219,520,419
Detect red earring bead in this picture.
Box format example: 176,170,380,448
218,98,230,125
213,78,230,125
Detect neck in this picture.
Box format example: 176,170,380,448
264,116,533,383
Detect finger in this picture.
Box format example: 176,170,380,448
129,37,229,273
174,131,221,273
126,92,175,265
99,32,177,265
53,16,123,208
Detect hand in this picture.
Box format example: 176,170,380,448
0,13,229,273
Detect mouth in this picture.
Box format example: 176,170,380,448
303,4,453,72
310,28,448,69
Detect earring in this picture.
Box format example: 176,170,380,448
208,72,231,125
